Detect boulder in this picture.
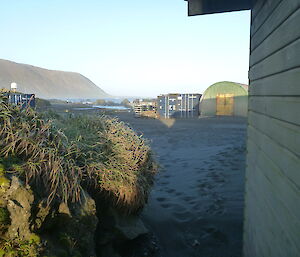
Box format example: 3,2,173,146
97,207,148,244
113,211,148,241
0,175,99,256
44,190,98,257
31,198,51,230
68,190,98,256
3,176,34,240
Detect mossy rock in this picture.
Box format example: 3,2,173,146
0,207,10,225
0,163,5,177
58,233,74,250
29,233,41,244
0,239,40,256
0,176,10,194
0,176,10,188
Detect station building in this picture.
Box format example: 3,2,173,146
157,93,201,118
133,98,157,118
1,91,35,109
200,81,248,117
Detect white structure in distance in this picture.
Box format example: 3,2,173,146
11,82,18,92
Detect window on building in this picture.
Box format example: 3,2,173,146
169,105,176,110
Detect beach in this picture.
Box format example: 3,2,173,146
114,113,247,257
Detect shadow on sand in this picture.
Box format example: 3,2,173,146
110,113,247,257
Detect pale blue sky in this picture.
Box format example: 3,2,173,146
0,1,250,97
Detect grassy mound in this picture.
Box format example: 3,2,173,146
53,115,157,213
0,95,157,213
0,96,82,204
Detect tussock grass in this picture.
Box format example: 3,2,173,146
55,115,157,213
0,96,82,204
0,95,157,213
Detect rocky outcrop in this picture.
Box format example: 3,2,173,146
0,174,99,256
96,207,148,257
5,176,34,240
50,192,99,256
0,175,34,241
0,173,150,257
101,208,148,242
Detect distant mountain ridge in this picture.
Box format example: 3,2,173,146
0,59,109,99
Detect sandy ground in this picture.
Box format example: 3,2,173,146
113,113,247,257
47,105,247,257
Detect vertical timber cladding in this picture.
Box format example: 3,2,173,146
245,0,300,256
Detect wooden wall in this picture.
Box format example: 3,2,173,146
244,0,300,256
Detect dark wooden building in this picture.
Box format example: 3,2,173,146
185,0,300,256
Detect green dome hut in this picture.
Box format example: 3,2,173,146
200,81,248,117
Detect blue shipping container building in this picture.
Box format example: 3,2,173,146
157,93,201,118
7,93,36,109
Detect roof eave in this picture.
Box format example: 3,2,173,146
186,0,253,16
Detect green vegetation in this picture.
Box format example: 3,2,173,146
0,96,82,204
0,89,10,94
52,114,157,212
121,98,131,108
28,234,41,245
95,98,132,108
0,233,41,256
0,165,10,193
35,98,51,109
0,94,157,255
95,99,121,106
0,177,10,190
0,239,40,257
0,95,156,208
0,208,10,225
94,99,106,106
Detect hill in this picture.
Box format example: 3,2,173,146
0,59,109,99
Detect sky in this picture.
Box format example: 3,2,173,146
0,1,250,97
